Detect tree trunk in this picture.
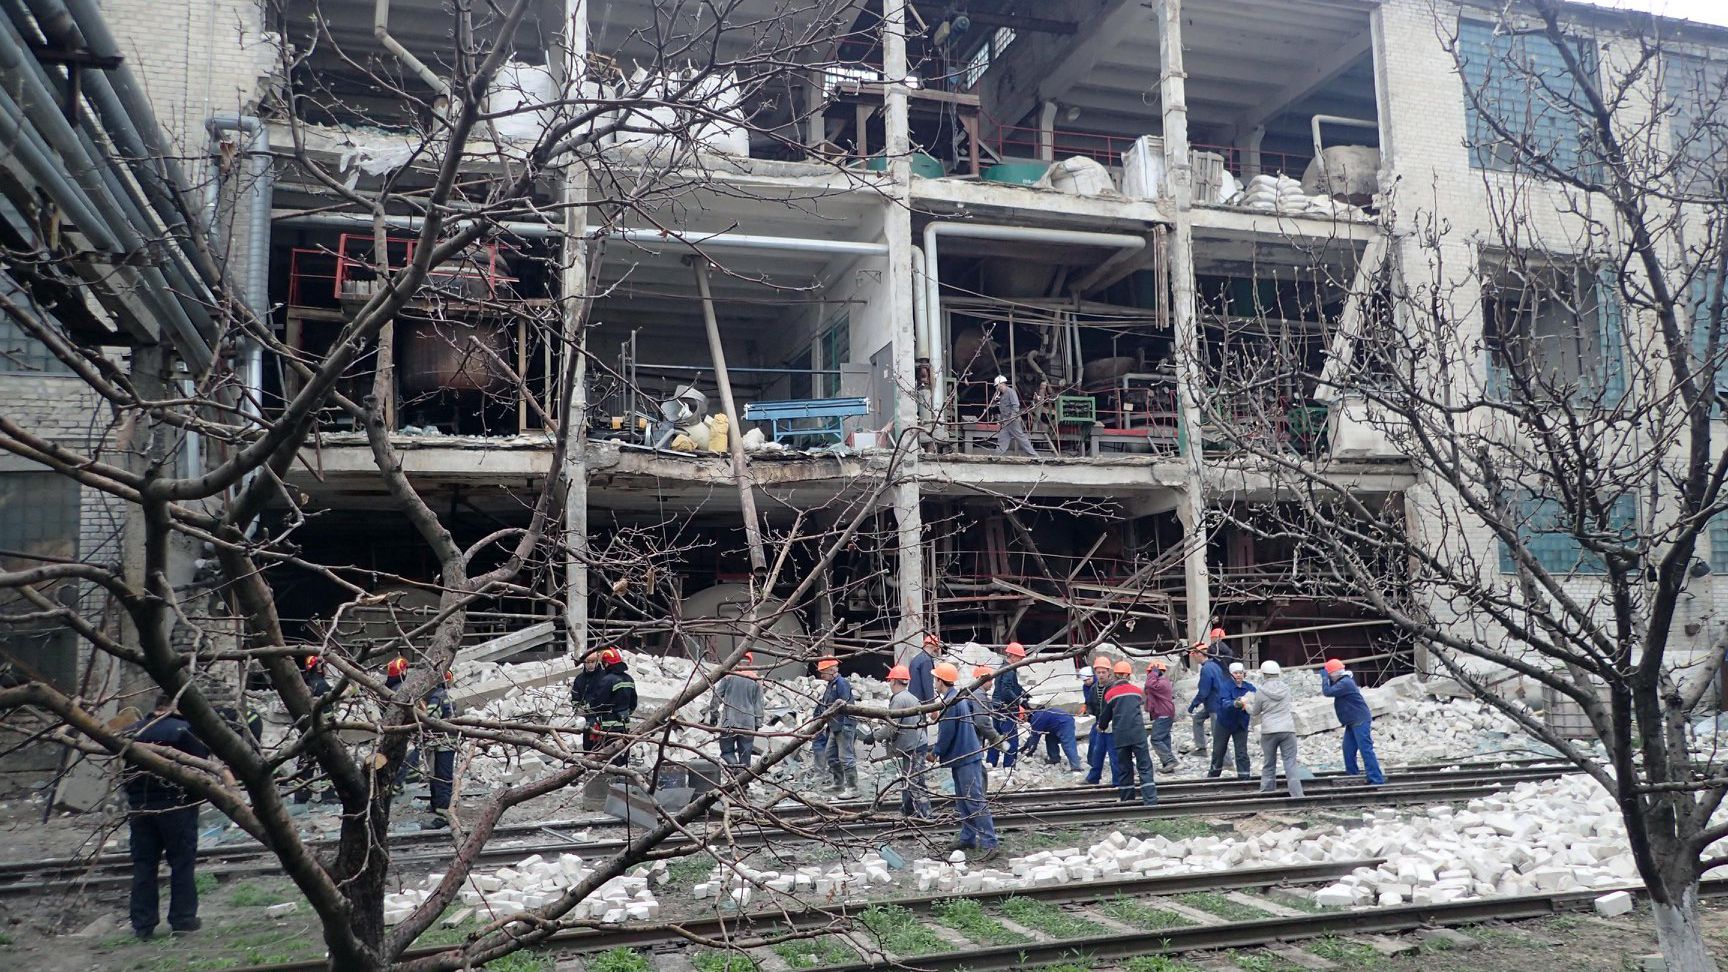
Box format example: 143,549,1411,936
1653,882,1719,972
324,793,393,971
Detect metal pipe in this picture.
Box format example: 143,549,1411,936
374,0,450,98
206,115,273,406
692,260,767,575
1310,114,1378,164
921,222,1147,420
274,210,890,256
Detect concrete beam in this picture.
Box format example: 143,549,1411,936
1232,29,1374,138
982,0,1154,141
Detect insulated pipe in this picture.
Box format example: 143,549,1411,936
274,210,891,256
921,222,1147,420
374,0,450,98
1310,115,1378,167
206,115,273,405
909,245,929,362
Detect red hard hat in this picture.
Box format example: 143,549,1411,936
887,665,911,681
1004,641,1026,658
933,662,960,683
742,652,754,665
598,647,624,666
444,669,455,682
386,657,408,678
816,657,840,671
304,655,322,672
1324,658,1345,674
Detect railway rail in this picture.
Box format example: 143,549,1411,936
0,760,1575,898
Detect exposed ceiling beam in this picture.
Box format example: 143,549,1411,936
945,10,1076,35
1231,29,1373,140
982,0,1153,141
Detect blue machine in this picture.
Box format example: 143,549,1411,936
743,397,870,447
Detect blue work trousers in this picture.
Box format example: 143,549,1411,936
950,760,998,850
1029,724,1082,770
1115,740,1159,806
719,734,755,774
986,717,1020,767
896,746,932,818
1085,726,1124,786
1342,720,1386,785
128,806,200,934
1149,716,1176,766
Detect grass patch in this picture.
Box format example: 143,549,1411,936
859,905,953,956
484,950,557,972
1099,896,1197,930
1011,826,1087,852
1471,927,1553,950
997,897,1104,939
1133,816,1216,841
1125,958,1206,972
194,872,219,895
666,855,714,889
772,936,856,969
1174,892,1276,922
933,898,1030,946
577,947,646,968
692,950,759,972
0,931,11,946
229,882,294,907
1306,937,1379,966
416,917,484,947
1231,951,1302,972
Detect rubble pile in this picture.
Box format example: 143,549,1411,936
383,853,667,925
693,852,897,906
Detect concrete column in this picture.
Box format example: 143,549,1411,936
1158,0,1211,645
883,0,927,656
558,0,590,658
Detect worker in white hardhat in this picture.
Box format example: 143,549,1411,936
989,375,1037,457
1242,660,1303,798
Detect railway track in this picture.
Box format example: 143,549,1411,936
0,760,1574,897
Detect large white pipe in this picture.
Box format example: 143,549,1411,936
272,211,889,256
921,222,1147,420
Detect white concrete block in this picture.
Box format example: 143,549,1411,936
265,902,299,919
1595,891,1634,917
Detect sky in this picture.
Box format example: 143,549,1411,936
1583,0,1728,27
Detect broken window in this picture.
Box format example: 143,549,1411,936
1498,492,1635,575
1666,54,1728,194
1457,19,1600,179
1482,261,1623,402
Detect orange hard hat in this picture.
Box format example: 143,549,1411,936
887,665,911,681
598,647,624,666
972,665,994,678
1112,660,1133,676
1191,642,1207,652
1152,659,1169,671
1324,658,1345,675
386,657,408,678
1004,641,1026,658
1092,655,1112,669
816,657,840,671
933,662,960,683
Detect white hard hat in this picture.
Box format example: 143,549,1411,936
993,375,1009,385
1228,662,1245,674
1259,660,1281,676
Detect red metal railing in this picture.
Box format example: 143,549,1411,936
287,235,517,307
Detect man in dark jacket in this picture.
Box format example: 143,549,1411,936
1186,642,1234,754
987,642,1027,768
288,655,333,804
1209,662,1255,779
422,673,458,826
816,657,859,798
1321,659,1385,784
587,647,637,766
1098,660,1158,806
932,663,999,861
1082,654,1125,787
1142,658,1178,771
122,694,212,939
908,633,940,705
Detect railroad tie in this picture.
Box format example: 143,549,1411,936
989,914,1053,941
1143,897,1225,925
1222,890,1304,917
1265,944,1339,970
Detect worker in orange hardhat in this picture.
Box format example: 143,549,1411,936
988,644,1028,769
1082,653,1126,786
707,652,764,779
1099,659,1158,806
815,657,859,799
882,664,932,819
1320,658,1383,785
931,662,999,861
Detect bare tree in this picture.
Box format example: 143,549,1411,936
1203,2,1728,968
0,0,982,968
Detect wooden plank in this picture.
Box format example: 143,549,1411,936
459,620,557,664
